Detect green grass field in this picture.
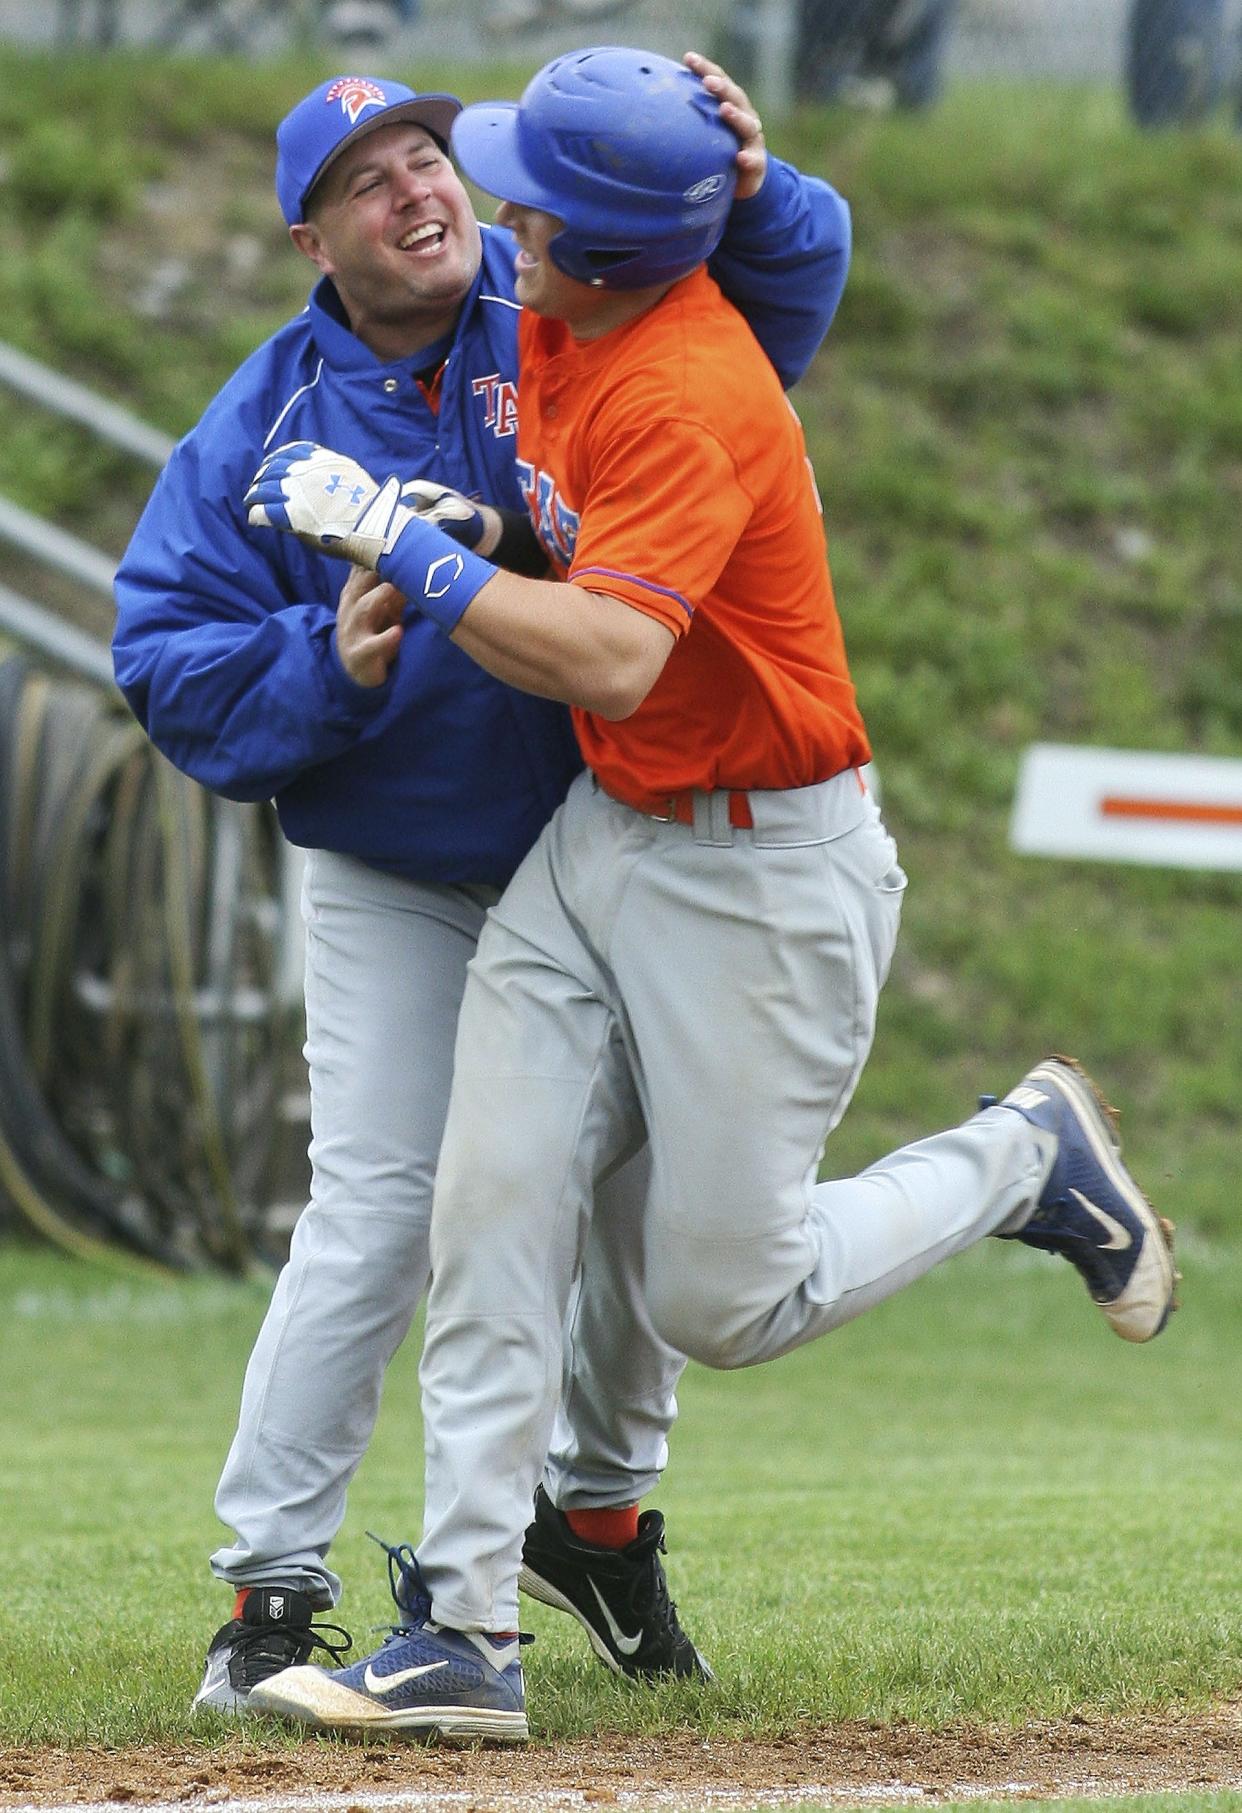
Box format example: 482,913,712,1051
932,1803,1242,1813
1,1222,1237,1748
695,1804,1242,1813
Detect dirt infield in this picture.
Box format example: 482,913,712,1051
3,1709,1241,1810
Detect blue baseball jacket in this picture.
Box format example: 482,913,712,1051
113,161,851,886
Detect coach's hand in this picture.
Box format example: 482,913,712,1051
246,441,415,569
335,566,406,689
684,51,766,201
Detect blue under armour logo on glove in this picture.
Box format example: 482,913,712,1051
245,441,412,570
324,474,368,507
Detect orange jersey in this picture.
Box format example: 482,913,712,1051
515,266,870,806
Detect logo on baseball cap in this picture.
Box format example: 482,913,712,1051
275,75,463,225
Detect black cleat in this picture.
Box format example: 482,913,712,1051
191,1586,351,1715
519,1486,713,1681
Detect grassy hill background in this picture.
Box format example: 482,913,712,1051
1,47,1240,1242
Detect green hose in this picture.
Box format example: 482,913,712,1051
0,645,291,1273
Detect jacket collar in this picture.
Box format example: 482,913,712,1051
306,269,483,379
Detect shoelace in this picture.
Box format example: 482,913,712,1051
366,1529,534,1656
617,1524,683,1634
632,1561,679,1631
231,1614,352,1687
367,1530,433,1633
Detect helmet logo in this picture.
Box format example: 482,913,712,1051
325,77,389,127
683,174,726,205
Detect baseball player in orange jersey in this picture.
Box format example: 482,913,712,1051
243,47,1177,1742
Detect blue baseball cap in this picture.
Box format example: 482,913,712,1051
276,76,463,225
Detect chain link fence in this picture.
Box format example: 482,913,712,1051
14,0,1242,124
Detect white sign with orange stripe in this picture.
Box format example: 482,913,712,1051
1011,743,1242,872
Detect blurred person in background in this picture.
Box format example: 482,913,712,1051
55,0,119,46
795,0,958,108
112,58,853,1717
323,0,420,50
1125,0,1234,126
721,0,957,109
485,0,643,36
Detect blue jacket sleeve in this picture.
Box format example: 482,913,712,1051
112,427,389,803
706,155,851,390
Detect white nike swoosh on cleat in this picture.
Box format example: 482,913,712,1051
363,1660,449,1695
191,1657,235,1711
1070,1189,1133,1251
588,1581,643,1657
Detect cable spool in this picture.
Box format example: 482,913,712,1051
0,647,292,1272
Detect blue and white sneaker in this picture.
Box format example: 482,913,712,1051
248,1541,529,1743
995,1055,1177,1343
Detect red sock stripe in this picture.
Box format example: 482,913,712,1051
565,1504,640,1548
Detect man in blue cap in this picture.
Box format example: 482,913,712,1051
113,57,855,1717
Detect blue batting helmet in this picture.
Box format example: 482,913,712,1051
450,47,738,292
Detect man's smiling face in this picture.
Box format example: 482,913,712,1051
292,121,482,359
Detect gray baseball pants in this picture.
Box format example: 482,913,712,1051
418,769,1056,1630
211,847,683,1606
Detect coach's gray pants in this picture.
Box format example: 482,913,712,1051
210,849,680,1606
418,769,1055,1630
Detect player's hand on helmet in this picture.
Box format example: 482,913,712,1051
335,565,407,689
683,51,767,201
400,479,503,559
246,441,417,569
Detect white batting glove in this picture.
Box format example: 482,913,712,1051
246,441,498,635
400,479,492,552
245,441,416,569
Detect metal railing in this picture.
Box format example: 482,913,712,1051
0,343,175,470
0,343,169,683
0,579,116,688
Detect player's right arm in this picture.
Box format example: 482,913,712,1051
113,430,392,801
336,567,670,719
246,443,675,719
